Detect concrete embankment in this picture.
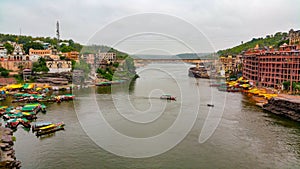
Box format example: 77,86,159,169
0,125,21,169
263,94,300,122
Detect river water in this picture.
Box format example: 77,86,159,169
6,63,300,168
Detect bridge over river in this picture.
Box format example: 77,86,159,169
134,59,216,65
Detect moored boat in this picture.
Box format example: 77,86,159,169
188,64,209,79
21,103,42,114
32,121,53,132
5,118,31,129
36,122,65,136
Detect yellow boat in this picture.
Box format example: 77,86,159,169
39,124,56,130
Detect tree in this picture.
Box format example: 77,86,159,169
123,57,136,73
0,71,9,77
3,42,14,54
60,44,75,53
23,42,44,54
0,67,9,77
73,59,91,79
32,57,49,73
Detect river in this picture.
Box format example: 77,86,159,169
4,63,300,168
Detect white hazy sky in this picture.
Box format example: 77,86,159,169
0,0,299,54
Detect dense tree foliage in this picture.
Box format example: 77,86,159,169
3,42,14,54
282,81,300,91
23,42,44,54
0,33,82,53
32,58,49,73
0,67,9,77
60,44,75,53
123,57,136,74
73,59,91,78
97,67,114,81
96,56,138,81
217,32,289,56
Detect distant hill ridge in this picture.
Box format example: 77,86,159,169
217,31,289,56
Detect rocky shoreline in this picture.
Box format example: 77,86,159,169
0,125,21,169
263,95,300,122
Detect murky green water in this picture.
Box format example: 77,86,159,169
3,63,300,169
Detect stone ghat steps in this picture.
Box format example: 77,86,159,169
263,98,300,122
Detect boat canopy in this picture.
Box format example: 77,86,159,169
34,121,52,127
40,124,56,130
21,106,38,112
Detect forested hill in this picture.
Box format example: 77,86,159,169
0,33,128,59
0,33,83,53
217,31,289,56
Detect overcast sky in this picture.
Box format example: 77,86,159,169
0,0,299,54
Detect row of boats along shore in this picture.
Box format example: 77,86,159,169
188,64,278,104
210,77,279,106
0,83,75,137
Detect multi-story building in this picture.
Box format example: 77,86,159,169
243,43,300,88
219,55,236,73
46,60,72,73
98,51,116,63
62,51,79,61
289,29,300,48
81,53,95,65
0,44,8,60
218,55,243,78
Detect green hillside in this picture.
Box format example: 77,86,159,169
0,34,129,60
217,32,289,56
80,45,129,59
0,33,83,53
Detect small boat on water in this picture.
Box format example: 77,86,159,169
36,122,65,136
160,94,176,101
32,121,53,132
207,104,214,107
96,80,126,86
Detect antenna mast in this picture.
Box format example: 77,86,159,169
56,21,60,51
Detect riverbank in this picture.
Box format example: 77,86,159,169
0,125,21,169
210,78,300,122
262,94,300,122
242,89,300,122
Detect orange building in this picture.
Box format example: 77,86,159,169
29,48,52,56
62,51,79,61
